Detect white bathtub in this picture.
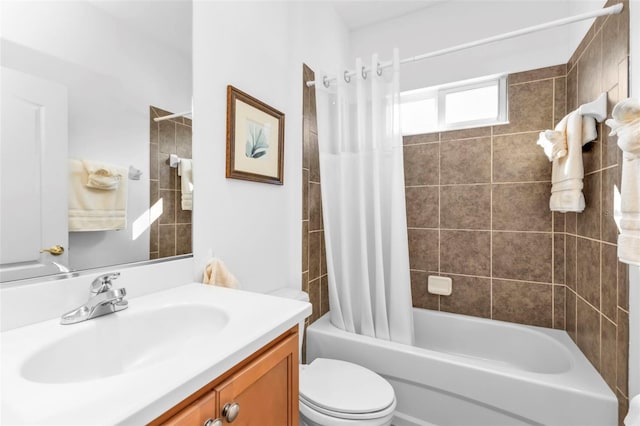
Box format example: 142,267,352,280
306,309,617,426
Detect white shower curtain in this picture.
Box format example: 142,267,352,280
315,49,414,345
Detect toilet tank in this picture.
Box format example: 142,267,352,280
269,288,309,360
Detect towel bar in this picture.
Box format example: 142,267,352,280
169,154,181,168
578,92,607,122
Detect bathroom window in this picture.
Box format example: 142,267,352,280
400,74,508,135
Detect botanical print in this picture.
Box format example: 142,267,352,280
245,119,271,159
227,85,284,184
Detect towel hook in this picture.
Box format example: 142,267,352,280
376,62,383,76
361,66,368,80
322,75,330,88
343,71,351,83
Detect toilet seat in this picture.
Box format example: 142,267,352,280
299,358,396,421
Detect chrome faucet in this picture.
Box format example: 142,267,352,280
60,272,128,325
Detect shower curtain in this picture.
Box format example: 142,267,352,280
315,49,414,345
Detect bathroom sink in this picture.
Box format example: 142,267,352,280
21,304,229,384
2,283,311,425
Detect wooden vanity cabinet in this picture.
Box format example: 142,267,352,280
152,327,299,426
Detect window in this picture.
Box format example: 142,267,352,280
400,74,508,135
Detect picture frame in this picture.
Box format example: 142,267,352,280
226,85,285,185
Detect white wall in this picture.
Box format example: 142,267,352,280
628,0,640,402
192,1,348,293
0,1,191,271
349,0,591,91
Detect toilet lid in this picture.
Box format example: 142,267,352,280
299,358,395,417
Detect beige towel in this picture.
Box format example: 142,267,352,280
83,160,124,190
606,98,640,266
203,258,239,288
177,159,193,211
69,159,128,231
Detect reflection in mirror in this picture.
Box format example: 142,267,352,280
149,107,192,260
0,1,193,283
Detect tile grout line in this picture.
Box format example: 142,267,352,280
437,132,442,312
551,78,556,326
406,180,553,188
509,75,566,87
409,227,554,234
490,125,494,320
173,121,178,256
564,222,567,330
410,269,556,286
561,232,618,247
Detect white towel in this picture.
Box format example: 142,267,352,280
605,98,640,266
545,111,598,212
177,159,193,211
537,129,568,162
69,159,128,231
202,258,239,288
537,114,598,162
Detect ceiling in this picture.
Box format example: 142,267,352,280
86,0,438,55
88,0,192,56
331,0,446,30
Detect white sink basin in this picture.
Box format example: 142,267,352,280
21,304,229,384
1,283,311,425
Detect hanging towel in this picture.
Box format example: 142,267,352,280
69,159,128,231
537,114,598,162
177,158,193,211
83,160,124,190
203,258,239,289
605,98,640,266
540,111,598,212
537,128,568,161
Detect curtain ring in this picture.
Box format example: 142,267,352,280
343,70,351,83
361,66,367,79
322,76,330,88
376,62,383,76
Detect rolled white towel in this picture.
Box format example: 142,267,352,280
537,115,597,163
606,98,640,266
537,129,567,161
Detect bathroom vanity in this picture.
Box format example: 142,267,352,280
153,328,298,425
1,283,310,425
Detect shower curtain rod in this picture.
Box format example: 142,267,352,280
306,3,623,88
153,110,192,122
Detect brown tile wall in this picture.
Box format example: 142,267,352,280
149,106,192,260
405,64,566,330
564,0,630,420
302,65,329,340
406,0,629,420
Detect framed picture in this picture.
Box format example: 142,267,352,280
226,85,285,185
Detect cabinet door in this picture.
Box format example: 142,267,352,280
216,334,298,426
162,390,217,426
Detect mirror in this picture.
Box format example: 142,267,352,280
0,1,193,283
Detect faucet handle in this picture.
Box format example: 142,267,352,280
90,272,121,295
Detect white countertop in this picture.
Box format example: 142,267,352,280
1,283,311,425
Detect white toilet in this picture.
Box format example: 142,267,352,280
270,288,396,426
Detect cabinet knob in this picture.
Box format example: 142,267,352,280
222,402,240,423
203,418,222,426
